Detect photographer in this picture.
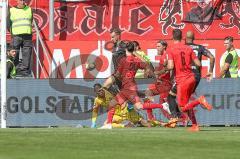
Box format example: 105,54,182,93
0,45,17,79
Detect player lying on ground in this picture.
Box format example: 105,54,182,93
99,41,171,129
91,83,163,128
102,103,164,128
91,83,126,128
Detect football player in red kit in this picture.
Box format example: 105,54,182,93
99,41,169,129
145,40,172,120
167,29,212,130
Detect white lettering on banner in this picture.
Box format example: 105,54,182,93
87,41,114,78
49,44,240,78
51,49,84,78
147,49,158,67
50,41,113,78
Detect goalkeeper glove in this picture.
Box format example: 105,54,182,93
127,102,134,111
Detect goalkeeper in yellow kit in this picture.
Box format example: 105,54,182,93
91,83,150,128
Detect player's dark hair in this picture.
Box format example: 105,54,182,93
172,29,182,41
132,40,141,50
93,83,102,89
126,41,135,53
110,28,121,35
224,36,233,42
157,40,168,48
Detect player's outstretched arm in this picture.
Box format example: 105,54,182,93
154,67,169,76
204,48,215,79
91,104,99,128
144,64,155,78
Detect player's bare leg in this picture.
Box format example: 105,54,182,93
187,109,199,132
143,90,155,120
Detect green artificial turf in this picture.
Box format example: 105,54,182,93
0,127,239,159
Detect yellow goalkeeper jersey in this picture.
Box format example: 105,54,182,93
94,89,113,108
113,104,140,124
92,89,140,125
92,89,122,124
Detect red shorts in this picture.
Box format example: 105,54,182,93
148,80,172,100
115,89,140,105
177,76,196,107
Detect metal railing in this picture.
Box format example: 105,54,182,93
32,19,52,78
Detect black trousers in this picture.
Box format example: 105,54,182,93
12,34,32,74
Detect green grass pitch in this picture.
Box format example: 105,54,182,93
0,127,240,159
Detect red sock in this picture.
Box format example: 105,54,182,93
182,100,200,112
146,109,154,120
143,103,163,109
107,107,115,124
187,109,197,125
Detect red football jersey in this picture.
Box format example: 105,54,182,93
155,51,171,81
117,55,147,90
168,43,197,84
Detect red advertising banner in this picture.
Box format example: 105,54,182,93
7,0,240,78
7,0,240,41
38,40,240,78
